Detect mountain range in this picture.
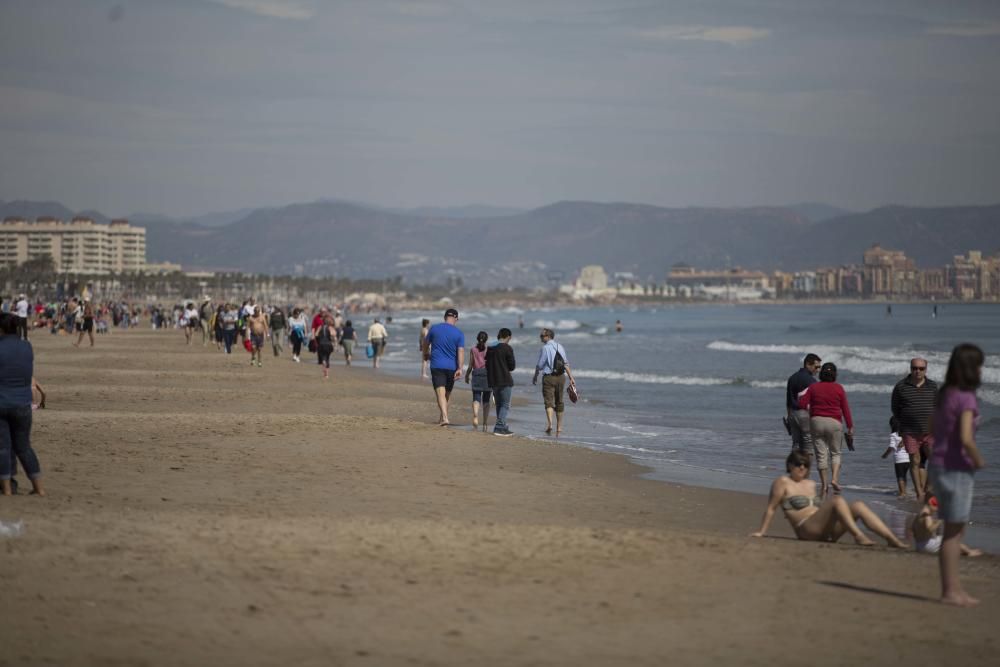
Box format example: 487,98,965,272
3,199,999,286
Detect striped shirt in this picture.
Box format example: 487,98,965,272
891,376,938,435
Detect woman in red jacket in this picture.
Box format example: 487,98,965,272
799,362,852,496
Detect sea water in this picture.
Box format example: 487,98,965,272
376,303,1000,550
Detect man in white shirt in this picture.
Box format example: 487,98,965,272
367,318,388,369
15,294,30,340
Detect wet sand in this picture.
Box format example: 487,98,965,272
2,329,997,666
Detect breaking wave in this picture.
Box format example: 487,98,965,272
707,341,1000,384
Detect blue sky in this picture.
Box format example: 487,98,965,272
1,0,998,217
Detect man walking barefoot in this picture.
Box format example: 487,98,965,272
367,318,388,369
422,308,465,426
247,306,269,368
532,328,576,436
892,357,937,499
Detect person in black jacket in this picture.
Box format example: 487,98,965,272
486,328,516,437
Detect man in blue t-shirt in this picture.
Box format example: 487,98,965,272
422,308,465,426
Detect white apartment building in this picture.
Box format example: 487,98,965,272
0,216,146,273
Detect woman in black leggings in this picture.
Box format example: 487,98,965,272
313,314,336,379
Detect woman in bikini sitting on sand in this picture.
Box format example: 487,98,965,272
751,450,906,548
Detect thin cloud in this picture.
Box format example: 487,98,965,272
927,21,1000,38
639,25,771,45
391,1,452,18
207,0,315,20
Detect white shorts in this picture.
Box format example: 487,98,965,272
915,535,943,554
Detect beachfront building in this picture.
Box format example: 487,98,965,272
559,264,618,300
862,243,916,297
666,264,775,300
946,250,1000,301
0,216,146,274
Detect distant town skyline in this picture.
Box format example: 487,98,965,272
2,0,999,217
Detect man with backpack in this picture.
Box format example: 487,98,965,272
532,328,576,437
268,306,286,357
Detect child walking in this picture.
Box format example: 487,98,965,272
881,417,909,497
465,331,492,431
929,343,988,607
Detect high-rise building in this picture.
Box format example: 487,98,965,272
862,244,914,296
0,217,146,273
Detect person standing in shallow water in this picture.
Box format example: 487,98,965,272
929,343,988,607
891,357,937,500
786,353,822,454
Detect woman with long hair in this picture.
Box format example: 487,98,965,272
798,362,853,496
929,343,987,607
751,450,904,548
212,304,224,350
464,330,492,431
419,318,431,379
313,313,337,379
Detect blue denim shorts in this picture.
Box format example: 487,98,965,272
930,465,975,524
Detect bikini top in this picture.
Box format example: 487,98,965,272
781,495,822,512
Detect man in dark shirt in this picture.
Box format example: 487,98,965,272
486,328,516,437
891,357,938,500
786,353,822,453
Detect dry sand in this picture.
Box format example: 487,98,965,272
1,329,997,666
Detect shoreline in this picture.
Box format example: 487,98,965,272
4,330,998,665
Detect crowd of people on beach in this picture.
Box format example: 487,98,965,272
761,344,989,607
0,288,989,608
165,301,580,439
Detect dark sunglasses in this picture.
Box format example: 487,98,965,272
911,366,927,371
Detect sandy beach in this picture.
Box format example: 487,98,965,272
2,329,997,666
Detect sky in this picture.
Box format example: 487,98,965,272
1,0,999,217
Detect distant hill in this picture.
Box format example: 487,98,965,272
130,208,258,227
803,205,1000,268
786,202,853,223
1,200,77,221
4,199,1000,284
399,204,526,219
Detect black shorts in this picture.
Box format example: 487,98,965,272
431,368,456,392
894,462,909,481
